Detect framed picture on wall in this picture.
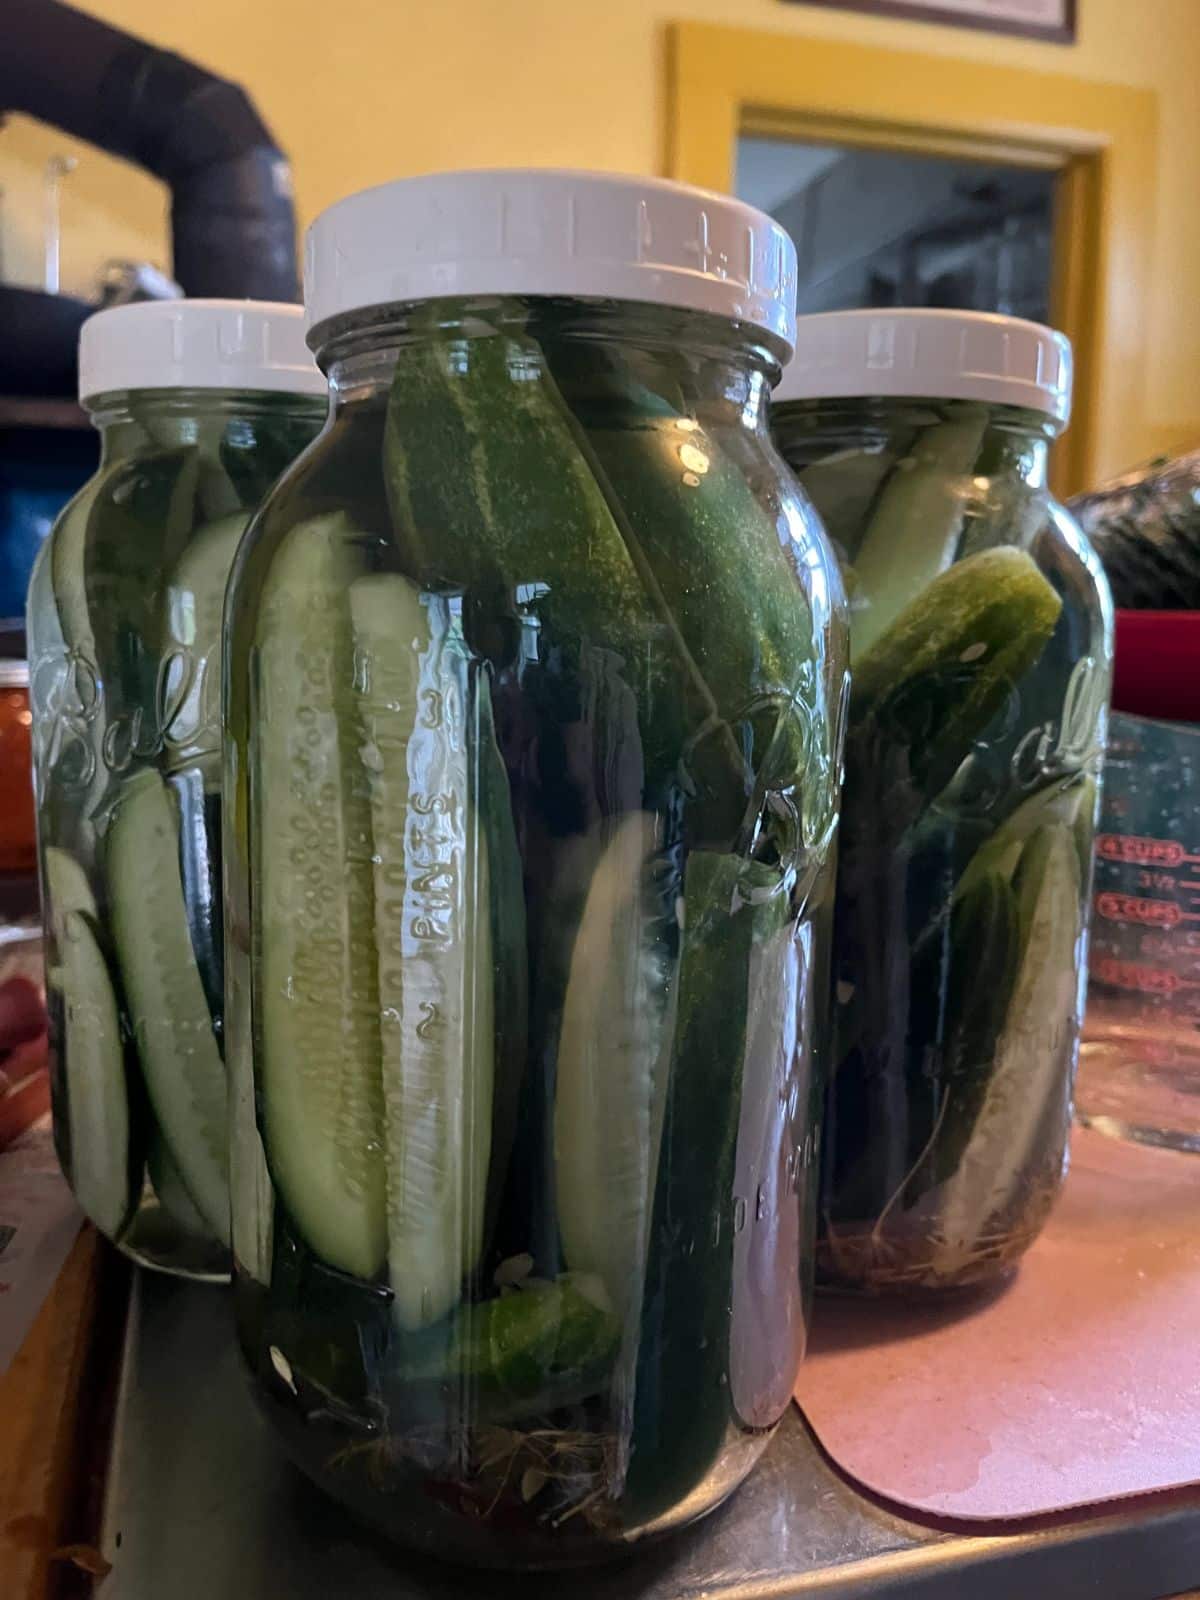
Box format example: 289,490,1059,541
787,0,1077,44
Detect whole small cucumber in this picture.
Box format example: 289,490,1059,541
847,546,1064,818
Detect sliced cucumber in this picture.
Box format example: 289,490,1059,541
932,822,1081,1268
254,514,386,1281
53,449,199,708
955,775,1092,899
219,407,326,509
350,573,494,1331
106,768,229,1244
60,910,134,1239
161,512,250,778
47,461,128,667
37,472,117,823
1071,774,1098,878
830,777,1086,1261
553,812,676,1320
42,846,98,947
129,404,242,524
791,445,903,554
148,1130,210,1238
849,410,988,659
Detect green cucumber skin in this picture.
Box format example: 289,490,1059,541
395,1277,618,1411
42,462,117,672
41,454,192,829
386,333,659,659
824,785,1086,1275
474,671,529,1269
219,409,327,511
555,370,813,712
626,852,789,1521
59,910,137,1240
848,411,988,658
134,403,324,524
385,329,644,622
131,407,239,524
42,846,105,1192
846,546,1064,820
906,867,1021,1197
385,327,697,790
824,545,1073,1280
106,769,230,1245
55,449,199,718
161,511,249,779
384,322,844,909
931,822,1082,1268
850,546,1062,714
728,897,814,1430
549,353,841,857
254,514,387,1283
830,551,1052,1147
491,637,653,1282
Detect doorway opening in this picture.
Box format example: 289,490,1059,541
667,21,1162,490
736,136,1055,322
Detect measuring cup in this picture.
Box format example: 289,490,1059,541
1077,709,1200,1152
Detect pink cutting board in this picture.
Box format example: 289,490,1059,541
794,1126,1200,1521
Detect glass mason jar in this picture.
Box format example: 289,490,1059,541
772,310,1112,1294
224,171,848,1566
27,300,325,1280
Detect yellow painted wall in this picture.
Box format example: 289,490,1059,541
3,0,1198,468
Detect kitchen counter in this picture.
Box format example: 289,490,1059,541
95,1269,1200,1599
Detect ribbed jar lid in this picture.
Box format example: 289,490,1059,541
304,169,798,353
775,308,1072,423
79,299,326,403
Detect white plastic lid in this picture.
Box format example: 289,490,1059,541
78,299,327,404
775,308,1072,424
304,169,798,352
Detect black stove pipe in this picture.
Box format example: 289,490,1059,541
1,0,298,301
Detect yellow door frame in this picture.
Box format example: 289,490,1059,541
664,21,1159,496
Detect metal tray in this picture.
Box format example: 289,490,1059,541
96,1272,1200,1598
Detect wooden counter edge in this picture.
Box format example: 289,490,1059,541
0,1226,131,1600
